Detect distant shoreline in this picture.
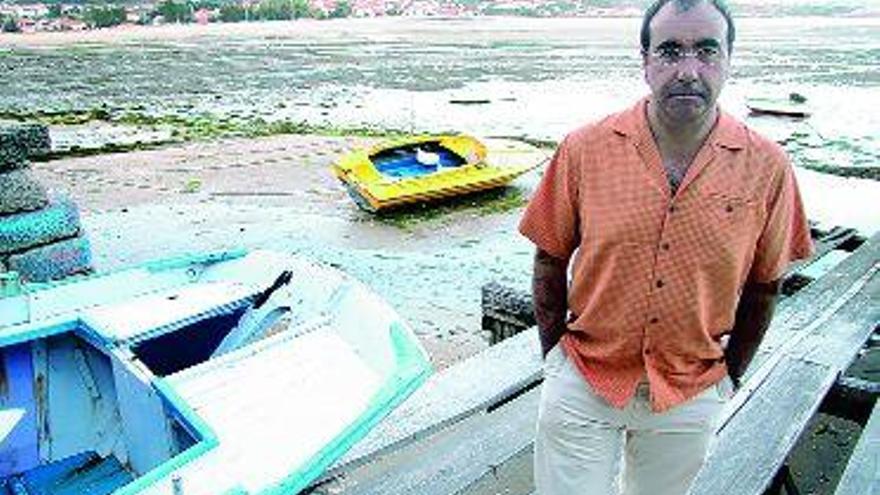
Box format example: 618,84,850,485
2,15,879,48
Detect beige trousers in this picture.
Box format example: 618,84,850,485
534,344,732,495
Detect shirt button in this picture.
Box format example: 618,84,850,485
668,205,677,213
661,242,670,251
725,204,734,213
649,317,660,324
644,348,652,355
656,279,665,288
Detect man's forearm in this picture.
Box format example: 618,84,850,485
725,279,781,386
532,248,570,358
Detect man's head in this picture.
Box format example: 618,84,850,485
641,0,734,129
641,0,735,55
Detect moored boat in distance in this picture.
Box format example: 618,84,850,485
0,250,431,494
331,134,544,212
746,93,813,118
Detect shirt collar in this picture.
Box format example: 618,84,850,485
611,96,746,151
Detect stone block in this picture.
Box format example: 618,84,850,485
0,169,50,215
0,194,81,255
0,127,29,172
16,123,52,158
6,234,92,283
0,123,52,171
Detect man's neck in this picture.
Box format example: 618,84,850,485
646,100,718,159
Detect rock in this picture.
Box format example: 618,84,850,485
5,234,92,283
481,281,535,344
0,194,82,255
0,122,51,171
0,127,29,172
17,123,52,158
0,169,50,214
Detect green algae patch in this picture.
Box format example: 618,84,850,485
373,187,527,231
1,108,412,160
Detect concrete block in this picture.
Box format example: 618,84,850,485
0,194,81,255
0,169,49,215
6,234,92,283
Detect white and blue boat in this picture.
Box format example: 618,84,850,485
0,250,431,494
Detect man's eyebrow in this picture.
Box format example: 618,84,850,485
695,38,722,49
655,40,682,50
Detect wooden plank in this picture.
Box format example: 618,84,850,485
162,329,384,495
689,239,880,495
834,400,880,495
796,267,880,370
43,335,124,463
326,388,540,495
323,329,542,480
792,226,860,272
689,358,835,495
731,231,880,404
31,339,49,463
81,282,251,345
783,227,860,294
111,352,175,475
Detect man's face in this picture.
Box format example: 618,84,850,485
642,1,730,127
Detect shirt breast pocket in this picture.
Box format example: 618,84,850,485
691,187,761,262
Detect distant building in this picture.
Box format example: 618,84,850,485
194,8,212,24
59,16,88,31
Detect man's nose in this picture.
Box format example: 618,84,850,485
675,58,700,82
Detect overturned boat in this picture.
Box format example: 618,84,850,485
0,250,431,494
331,135,542,212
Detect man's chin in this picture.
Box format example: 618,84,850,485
661,98,710,124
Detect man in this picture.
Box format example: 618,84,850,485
518,1,813,494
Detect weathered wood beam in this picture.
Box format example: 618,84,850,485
320,329,543,482
833,399,880,495
689,232,880,495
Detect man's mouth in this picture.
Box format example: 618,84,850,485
668,91,704,99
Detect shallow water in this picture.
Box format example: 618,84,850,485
1,16,878,160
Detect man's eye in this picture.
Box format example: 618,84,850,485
698,46,720,58
658,46,681,59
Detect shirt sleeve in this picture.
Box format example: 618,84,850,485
749,159,814,283
518,136,581,260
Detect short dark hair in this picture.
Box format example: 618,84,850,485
640,0,736,54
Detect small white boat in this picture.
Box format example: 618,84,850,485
746,93,812,118
0,250,431,494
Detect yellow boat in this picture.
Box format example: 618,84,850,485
331,135,543,212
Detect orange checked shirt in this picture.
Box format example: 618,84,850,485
519,99,813,412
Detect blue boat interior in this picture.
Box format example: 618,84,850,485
370,141,466,179
0,304,248,493
0,451,131,495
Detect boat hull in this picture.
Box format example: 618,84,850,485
0,251,431,494
332,135,543,212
